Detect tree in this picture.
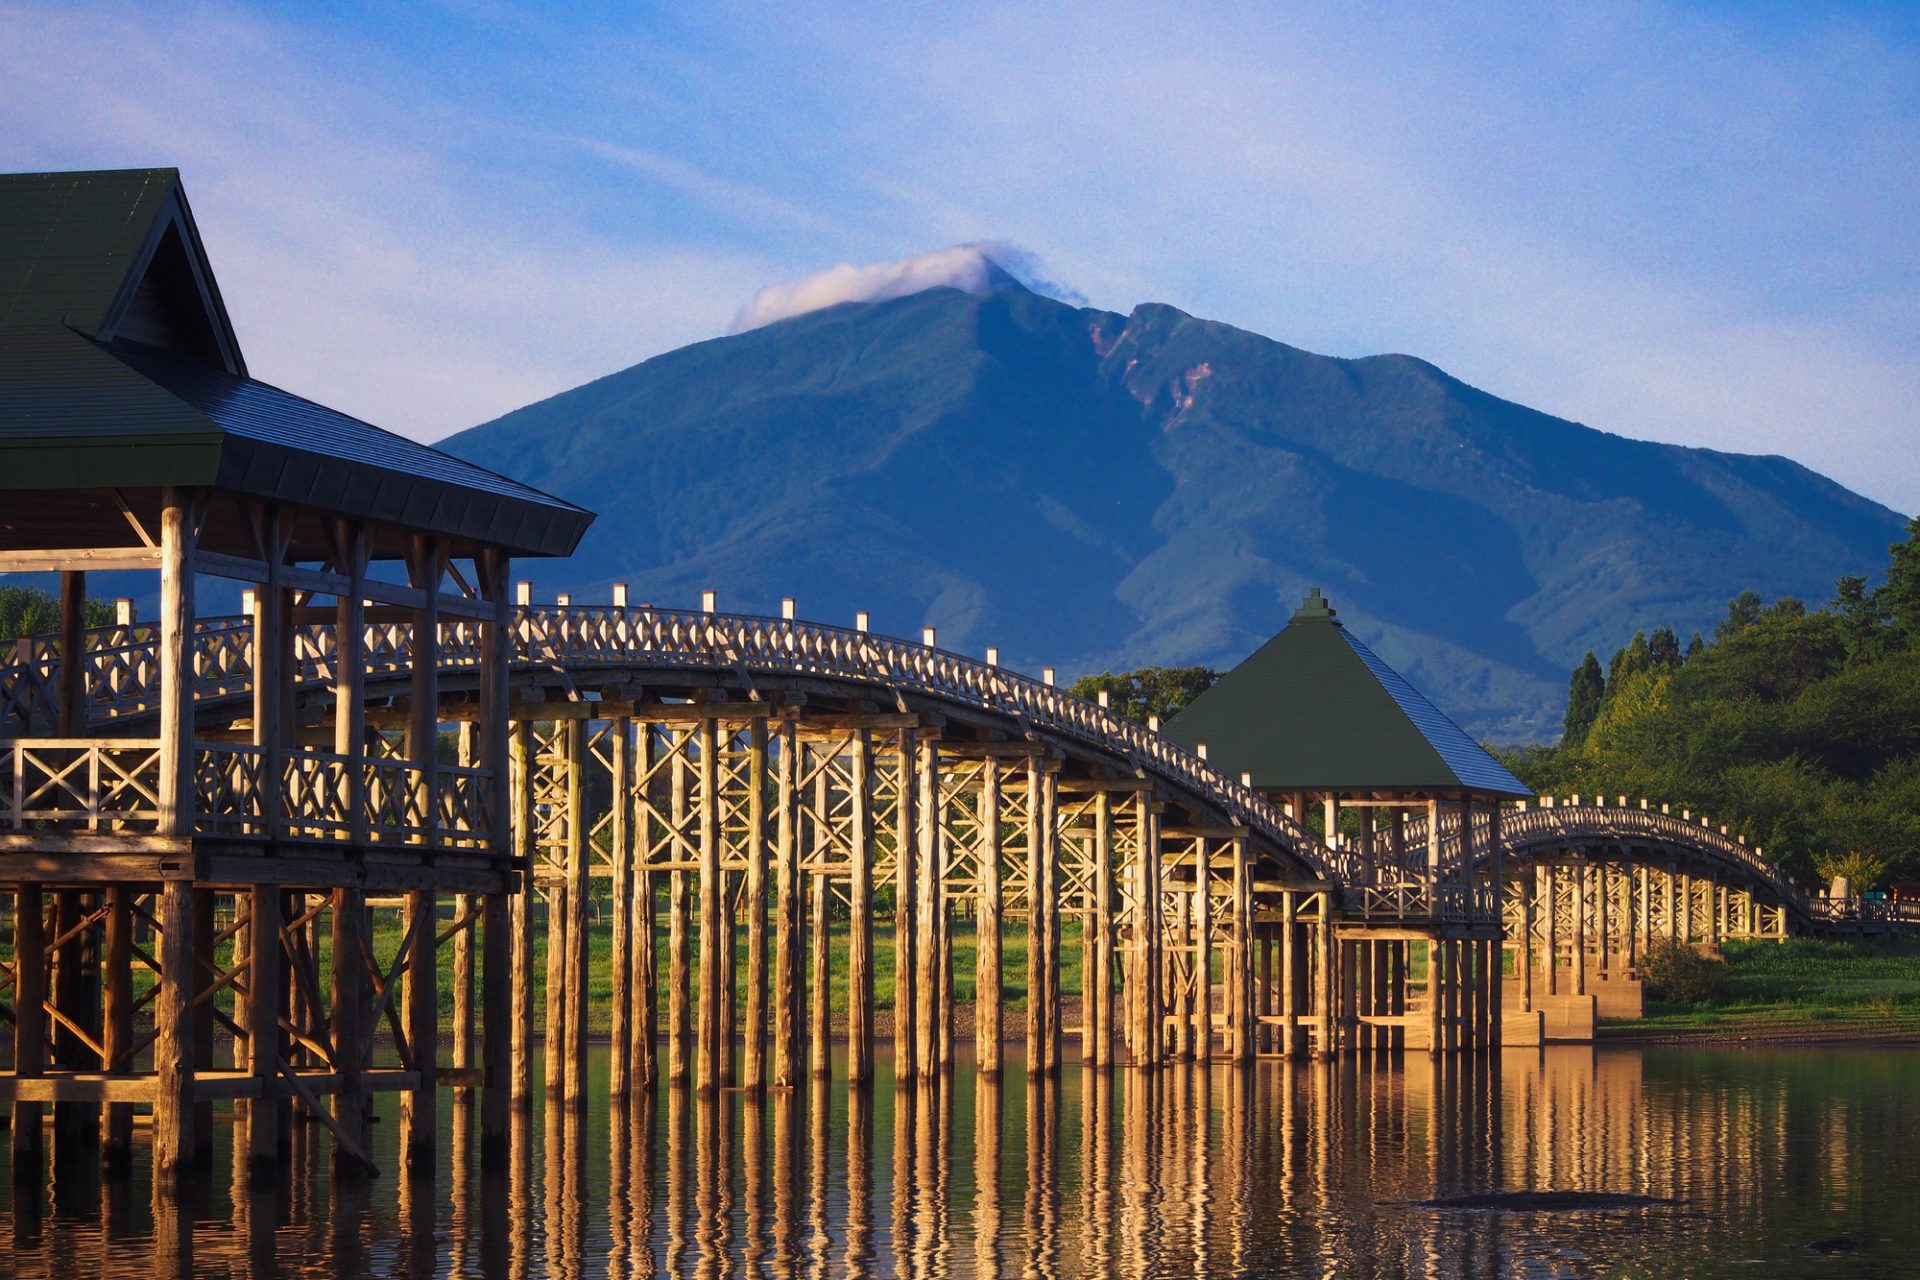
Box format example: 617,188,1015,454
1685,632,1705,660
1068,666,1219,724
1880,516,1920,640
1563,651,1604,746
1716,589,1764,641
0,585,111,642
1648,626,1681,669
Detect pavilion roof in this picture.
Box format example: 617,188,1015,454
1162,590,1531,798
0,169,592,559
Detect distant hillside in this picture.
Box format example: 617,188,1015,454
442,277,1906,741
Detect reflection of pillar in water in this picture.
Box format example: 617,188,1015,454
844,1084,873,1279
771,1091,798,1274
975,1072,1004,1278
665,1087,690,1277
808,1077,833,1277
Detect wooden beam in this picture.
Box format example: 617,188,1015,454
0,548,161,573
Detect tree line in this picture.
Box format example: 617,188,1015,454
1501,517,1920,890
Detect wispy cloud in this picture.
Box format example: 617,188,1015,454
727,242,1074,331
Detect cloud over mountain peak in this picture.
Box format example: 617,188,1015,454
728,243,1070,333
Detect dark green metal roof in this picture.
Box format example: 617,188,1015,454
0,168,593,558
1163,590,1531,797
0,326,593,556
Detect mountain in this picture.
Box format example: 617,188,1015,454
441,275,1907,742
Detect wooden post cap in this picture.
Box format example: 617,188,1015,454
515,582,531,606
701,590,717,613
613,583,628,607
781,598,796,620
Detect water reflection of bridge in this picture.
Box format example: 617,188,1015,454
0,167,1895,1203
4,1047,1896,1278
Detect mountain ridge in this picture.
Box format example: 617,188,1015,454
441,283,1905,741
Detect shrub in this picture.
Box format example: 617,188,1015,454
1640,936,1731,1005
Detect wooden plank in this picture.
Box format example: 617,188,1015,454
0,1074,157,1103
0,548,162,572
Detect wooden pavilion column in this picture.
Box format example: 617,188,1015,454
101,886,135,1172
477,549,514,1157
975,761,1003,1076
149,489,199,1191
1313,890,1333,1059
1279,890,1300,1057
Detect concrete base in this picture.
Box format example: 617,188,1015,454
1591,976,1644,1019
1501,1009,1544,1047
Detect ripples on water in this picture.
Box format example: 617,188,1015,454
4,1046,1917,1278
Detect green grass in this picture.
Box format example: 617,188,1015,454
1613,936,1920,1041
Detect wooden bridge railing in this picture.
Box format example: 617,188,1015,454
2,737,493,847
1400,798,1815,921
1,606,1359,883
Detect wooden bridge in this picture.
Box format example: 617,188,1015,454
0,167,1906,1198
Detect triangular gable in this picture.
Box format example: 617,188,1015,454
0,168,244,374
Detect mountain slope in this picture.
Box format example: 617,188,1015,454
442,280,1905,741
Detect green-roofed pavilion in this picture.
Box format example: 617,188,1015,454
1165,589,1528,890
1165,589,1529,799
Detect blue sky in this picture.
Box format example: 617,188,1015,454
3,0,1915,512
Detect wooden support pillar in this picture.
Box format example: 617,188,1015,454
152,882,196,1189
1425,938,1443,1057
558,720,588,1106
244,885,282,1182
1517,863,1534,1013
1313,892,1333,1059
1280,891,1300,1058
1351,938,1371,1055
190,888,214,1164
509,721,534,1107
1025,760,1048,1076
401,889,437,1173
331,888,373,1173
913,736,941,1081
1541,864,1558,996
893,727,919,1084
1136,795,1163,1069
609,718,634,1100
1192,845,1212,1065
100,886,134,1172
976,762,1003,1076
1089,790,1115,1070
11,889,46,1174
744,718,770,1092
847,730,875,1087
695,717,723,1093
773,720,802,1088
1572,861,1588,995
480,889,512,1161
1039,767,1062,1076
809,871,830,1080
1230,836,1251,1064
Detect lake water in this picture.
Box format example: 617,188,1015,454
3,1044,1916,1278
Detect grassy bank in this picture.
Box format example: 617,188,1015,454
1604,937,1920,1044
